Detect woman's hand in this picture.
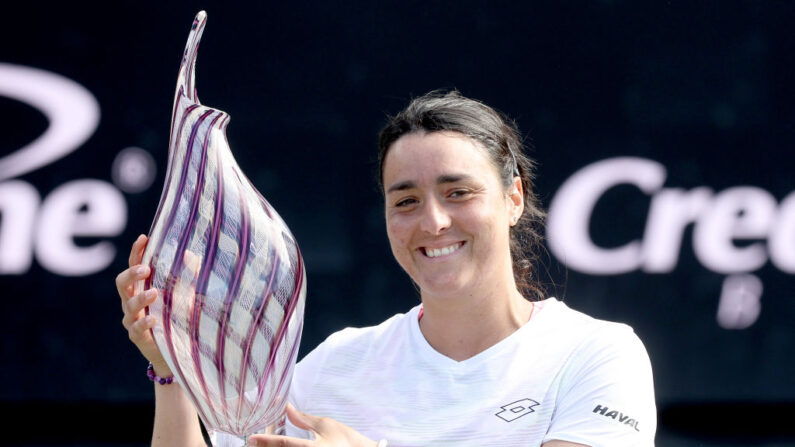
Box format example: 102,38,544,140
247,404,380,447
116,234,171,376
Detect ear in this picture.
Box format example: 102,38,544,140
507,176,524,226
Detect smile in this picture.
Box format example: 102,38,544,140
423,242,464,258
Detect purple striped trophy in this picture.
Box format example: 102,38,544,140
135,11,306,446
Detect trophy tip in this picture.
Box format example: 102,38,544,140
192,11,207,29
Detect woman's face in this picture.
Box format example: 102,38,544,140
382,131,523,300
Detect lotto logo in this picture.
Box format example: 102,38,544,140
495,398,540,422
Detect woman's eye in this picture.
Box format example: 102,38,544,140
395,198,416,207
449,189,470,199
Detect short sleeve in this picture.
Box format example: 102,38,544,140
543,325,657,447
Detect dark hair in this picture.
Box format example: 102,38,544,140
377,90,546,300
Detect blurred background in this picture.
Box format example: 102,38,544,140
1,1,793,445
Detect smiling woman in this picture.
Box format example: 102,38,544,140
379,91,547,302
265,91,656,446
118,90,656,447
384,133,517,294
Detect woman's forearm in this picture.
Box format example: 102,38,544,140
152,378,206,447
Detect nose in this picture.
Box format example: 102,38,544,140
419,198,451,235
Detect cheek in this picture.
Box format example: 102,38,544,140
386,219,411,256
462,205,496,232
467,205,510,247
387,233,415,276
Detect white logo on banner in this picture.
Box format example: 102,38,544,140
0,63,154,276
547,157,794,329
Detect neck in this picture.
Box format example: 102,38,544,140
418,283,533,362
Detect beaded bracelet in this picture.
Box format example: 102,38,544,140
147,362,174,385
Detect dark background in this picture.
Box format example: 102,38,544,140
1,1,793,445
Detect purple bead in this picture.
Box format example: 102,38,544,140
147,362,174,385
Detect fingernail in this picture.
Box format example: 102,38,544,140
146,289,157,299
247,439,258,446
136,265,147,275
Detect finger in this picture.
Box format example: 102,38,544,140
285,404,323,433
124,312,169,371
116,264,150,291
128,314,157,344
128,234,149,267
246,434,314,447
182,249,203,317
183,249,203,275
125,289,158,317
122,290,156,330
116,265,151,301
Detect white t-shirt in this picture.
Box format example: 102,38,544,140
286,298,656,446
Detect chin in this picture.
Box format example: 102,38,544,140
417,276,471,299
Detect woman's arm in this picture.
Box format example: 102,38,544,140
117,234,206,447
152,375,206,447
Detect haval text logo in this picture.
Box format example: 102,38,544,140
0,63,155,276
547,157,794,329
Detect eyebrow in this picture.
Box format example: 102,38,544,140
386,173,473,193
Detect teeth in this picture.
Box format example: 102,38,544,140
425,243,462,258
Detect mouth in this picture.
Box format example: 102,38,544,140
422,242,464,258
